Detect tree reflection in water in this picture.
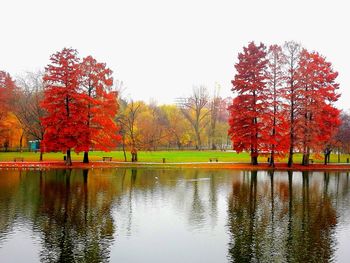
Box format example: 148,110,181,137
34,169,115,262
227,171,342,263
1,168,350,262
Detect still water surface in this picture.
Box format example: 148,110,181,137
0,168,350,262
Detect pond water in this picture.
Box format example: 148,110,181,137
0,168,350,263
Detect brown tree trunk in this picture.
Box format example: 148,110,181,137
131,148,138,162
131,152,138,162
288,97,295,168
66,149,72,166
195,129,202,150
324,149,331,165
288,146,293,167
122,143,127,162
270,118,276,167
19,133,24,152
269,153,275,167
83,151,89,163
302,151,310,166
251,152,258,165
251,156,258,165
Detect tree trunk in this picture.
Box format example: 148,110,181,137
131,152,138,162
288,147,293,167
302,152,309,166
269,153,275,167
288,105,294,168
19,133,23,152
4,140,9,152
196,130,202,150
122,144,127,162
270,118,276,167
177,141,182,150
66,149,72,166
131,149,138,162
251,154,258,165
83,151,89,163
324,149,331,165
40,151,43,162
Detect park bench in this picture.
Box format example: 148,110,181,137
209,158,218,162
102,156,112,162
14,157,24,162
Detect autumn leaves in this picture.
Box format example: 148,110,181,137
229,42,340,166
41,48,120,165
0,71,17,150
0,43,342,166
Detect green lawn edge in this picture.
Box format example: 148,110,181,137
0,150,349,164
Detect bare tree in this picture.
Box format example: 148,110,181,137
14,71,46,160
143,102,169,150
208,84,221,150
116,99,142,162
335,111,350,155
177,86,210,150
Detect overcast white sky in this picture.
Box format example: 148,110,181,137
1,0,349,109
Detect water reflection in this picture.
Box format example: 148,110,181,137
0,168,349,262
226,171,349,263
35,169,115,262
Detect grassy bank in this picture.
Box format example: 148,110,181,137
0,150,349,164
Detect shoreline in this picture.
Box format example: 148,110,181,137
0,161,350,171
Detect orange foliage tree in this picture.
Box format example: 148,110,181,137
41,48,120,165
296,50,340,165
229,42,269,165
229,42,341,166
79,56,120,163
0,71,16,150
265,45,289,167
41,48,88,165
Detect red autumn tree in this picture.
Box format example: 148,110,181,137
78,56,120,163
0,70,15,116
265,45,289,167
41,48,87,165
296,50,340,165
228,42,269,165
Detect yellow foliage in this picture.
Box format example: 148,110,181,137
0,112,26,149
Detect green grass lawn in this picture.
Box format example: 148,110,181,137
0,150,349,164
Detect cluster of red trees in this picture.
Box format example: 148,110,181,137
1,43,347,166
229,41,340,166
41,48,120,165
